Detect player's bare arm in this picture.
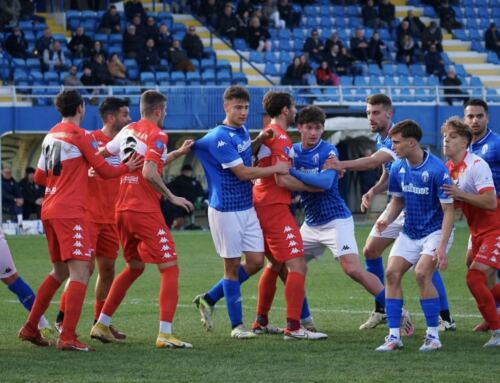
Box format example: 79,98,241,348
251,128,274,155
442,184,497,211
230,159,289,181
324,150,394,172
142,160,193,212
376,195,404,233
434,203,455,271
361,169,389,212
165,139,195,165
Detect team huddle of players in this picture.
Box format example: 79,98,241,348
9,86,500,352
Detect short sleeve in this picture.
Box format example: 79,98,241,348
436,166,453,204
105,128,124,156
211,132,243,169
472,158,495,194
388,162,403,196
145,130,168,166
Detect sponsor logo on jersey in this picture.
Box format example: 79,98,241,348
401,183,429,195
217,140,227,148
45,186,57,195
298,167,319,174
237,139,251,153
162,253,172,259
73,233,83,239
421,171,429,183
121,175,139,184
229,132,235,137
159,237,168,243
73,249,83,256
161,245,170,251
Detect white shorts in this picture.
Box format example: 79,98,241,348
0,230,16,279
301,217,359,261
208,207,264,258
369,209,405,239
389,229,454,265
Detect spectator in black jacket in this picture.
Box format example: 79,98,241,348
90,40,107,59
68,26,93,59
438,1,461,33
422,21,443,52
34,28,54,57
368,31,386,68
18,167,44,220
362,0,385,30
442,68,469,105
403,10,425,39
282,56,304,85
324,31,344,54
278,0,298,29
123,24,144,58
396,34,415,65
237,0,254,19
485,22,500,58
2,165,23,222
350,28,369,62
168,39,196,72
247,16,271,52
156,24,174,59
379,0,395,32
5,27,29,59
424,44,445,78
145,16,159,41
131,14,147,40
90,53,112,85
99,5,122,34
182,25,204,60
42,40,67,72
198,0,219,29
139,38,168,72
303,29,324,63
217,3,239,43
124,0,146,22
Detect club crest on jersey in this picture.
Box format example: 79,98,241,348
91,140,98,150
312,153,319,165
155,140,164,150
481,144,489,155
421,171,429,183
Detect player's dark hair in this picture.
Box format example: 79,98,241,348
464,98,488,113
55,90,83,117
441,116,473,145
262,91,293,118
140,90,166,116
389,119,422,142
297,105,325,125
99,97,129,121
223,86,249,103
366,93,393,111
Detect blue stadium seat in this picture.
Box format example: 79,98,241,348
201,70,215,85
155,71,170,83
487,51,500,64
216,59,231,71
186,71,201,85
396,64,409,76
410,64,425,76
486,88,500,102
382,64,395,76
12,58,27,70
232,72,248,85
200,58,215,71
249,51,264,63
94,33,108,43
265,63,280,77
264,52,279,64
171,71,186,84
368,64,381,76
368,76,382,86
43,71,58,83
233,38,247,50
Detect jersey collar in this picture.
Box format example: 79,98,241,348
300,139,323,153
406,149,430,169
472,129,492,147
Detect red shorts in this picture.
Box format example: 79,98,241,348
255,205,304,262
43,218,93,263
471,231,500,270
87,222,120,261
116,210,177,264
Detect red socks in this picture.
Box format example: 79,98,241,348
59,290,67,314
285,271,305,331
26,275,62,330
94,299,105,321
491,283,500,304
466,269,500,331
101,267,144,317
256,268,279,325
60,281,87,341
159,266,179,322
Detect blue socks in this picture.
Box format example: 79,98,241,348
8,277,36,311
300,296,311,320
432,271,449,311
375,289,386,308
386,298,403,329
205,266,250,306
222,279,243,328
420,297,440,327
365,258,384,284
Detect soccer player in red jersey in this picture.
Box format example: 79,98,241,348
54,97,131,340
90,90,194,348
18,90,141,351
252,91,328,340
441,117,500,347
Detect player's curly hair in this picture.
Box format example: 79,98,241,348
55,90,83,117
99,97,129,121
262,91,293,118
223,86,249,103
297,105,325,125
389,119,422,142
441,116,473,145
366,93,392,111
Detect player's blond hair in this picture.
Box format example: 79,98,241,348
441,116,473,145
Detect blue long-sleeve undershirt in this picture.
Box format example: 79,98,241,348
289,168,335,190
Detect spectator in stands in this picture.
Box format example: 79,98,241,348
438,1,461,34
442,68,469,106
42,40,67,72
80,66,100,98
2,165,23,223
182,26,204,60
299,53,313,77
63,65,83,86
340,46,361,76
282,56,304,85
168,39,196,72
131,14,147,40
303,29,324,64
403,9,425,39
198,0,219,29
485,22,500,59
262,0,285,29
124,0,146,22
396,20,412,45
422,20,443,52
90,53,112,85
138,38,167,73
18,167,43,220
34,28,54,57
4,27,29,59
123,24,144,59
350,28,369,62
324,43,341,72
247,16,272,52
0,0,21,28
107,53,132,85
69,26,93,59
145,16,159,41
424,44,445,79
235,8,250,41
156,24,174,59
218,2,239,43
19,0,45,24
396,34,415,65
237,0,254,19
315,60,339,86
362,0,385,30
368,31,386,68
90,40,107,59
278,0,298,29
378,0,395,33
99,4,122,34
324,31,344,54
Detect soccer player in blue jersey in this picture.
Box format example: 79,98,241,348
192,86,289,339
463,98,500,332
326,94,454,332
374,120,455,352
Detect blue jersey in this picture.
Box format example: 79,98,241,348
375,128,397,172
389,151,453,240
293,140,351,226
469,129,500,192
193,124,253,212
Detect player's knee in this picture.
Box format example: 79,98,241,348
385,268,402,286
98,264,115,281
363,245,380,260
414,269,431,287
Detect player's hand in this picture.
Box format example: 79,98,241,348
274,159,290,175
441,183,463,200
375,219,388,235
170,196,194,213
124,152,143,172
177,139,195,155
361,190,374,213
258,128,274,141
434,246,448,271
323,156,343,172
88,167,96,177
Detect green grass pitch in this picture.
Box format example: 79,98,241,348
0,224,498,382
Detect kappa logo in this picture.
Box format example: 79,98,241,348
492,249,500,256
290,248,300,255
162,253,172,259
341,245,350,251
73,225,82,231
229,132,235,137
495,242,500,249
286,233,295,240
492,256,497,263
283,226,292,233
161,245,170,251
73,233,83,239
73,241,83,248
217,140,227,148
157,229,166,236
159,237,168,243
73,249,83,256
278,134,288,140
288,240,298,247
399,167,406,174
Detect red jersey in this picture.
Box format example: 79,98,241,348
35,121,128,220
105,119,168,213
253,124,292,207
86,130,121,224
446,152,500,238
